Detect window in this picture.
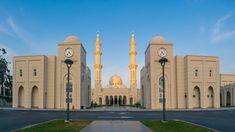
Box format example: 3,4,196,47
33,69,37,76
19,69,22,77
159,76,164,103
209,70,212,77
195,69,198,77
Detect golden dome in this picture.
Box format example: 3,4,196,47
109,74,123,88
63,35,81,44
150,35,166,44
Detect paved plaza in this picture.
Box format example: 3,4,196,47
80,120,152,132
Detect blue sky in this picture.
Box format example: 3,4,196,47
0,0,235,87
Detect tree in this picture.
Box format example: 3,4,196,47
0,48,11,96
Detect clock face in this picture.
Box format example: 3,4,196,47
158,47,167,57
64,48,73,58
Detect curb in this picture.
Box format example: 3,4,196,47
14,119,58,131
175,119,219,132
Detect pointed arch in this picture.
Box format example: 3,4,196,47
31,86,39,108
207,86,214,108
226,91,231,106
192,86,201,108
130,97,133,105
18,86,24,108
158,76,166,103
99,97,102,105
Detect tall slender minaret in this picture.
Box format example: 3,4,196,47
129,33,137,89
94,33,102,89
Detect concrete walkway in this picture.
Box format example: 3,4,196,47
80,120,152,132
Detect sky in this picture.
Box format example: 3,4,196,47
0,0,235,87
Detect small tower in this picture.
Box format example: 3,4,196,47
129,33,137,89
94,33,102,89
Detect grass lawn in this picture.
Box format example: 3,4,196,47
17,120,92,132
142,120,213,132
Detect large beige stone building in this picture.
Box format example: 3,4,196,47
12,36,91,109
91,33,140,105
12,33,235,110
141,36,221,109
220,74,235,107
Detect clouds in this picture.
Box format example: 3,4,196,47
0,15,32,47
7,17,31,45
211,13,235,43
0,43,17,74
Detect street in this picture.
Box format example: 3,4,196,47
0,108,235,132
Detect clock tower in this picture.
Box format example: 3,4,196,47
147,35,176,109
56,35,88,109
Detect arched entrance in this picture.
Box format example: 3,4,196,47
207,86,214,108
18,86,24,108
192,86,200,108
220,93,222,106
130,97,133,105
123,96,126,105
118,96,122,105
226,91,231,106
99,97,102,105
110,96,113,105
141,85,144,106
114,96,118,105
105,96,109,105
31,86,39,108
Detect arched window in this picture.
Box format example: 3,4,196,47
33,69,37,76
19,69,23,77
66,76,73,93
195,69,198,77
159,76,164,103
209,70,212,77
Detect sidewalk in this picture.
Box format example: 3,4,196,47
80,120,152,132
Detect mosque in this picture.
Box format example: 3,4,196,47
91,33,140,106
12,33,235,110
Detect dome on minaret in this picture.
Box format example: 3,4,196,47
109,74,123,88
63,35,81,44
150,35,167,44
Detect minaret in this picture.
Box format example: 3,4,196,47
94,33,102,89
129,33,137,89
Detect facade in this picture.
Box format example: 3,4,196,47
220,74,235,107
141,36,220,109
12,33,235,110
91,33,140,105
12,36,91,109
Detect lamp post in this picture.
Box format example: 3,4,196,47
64,58,73,122
159,57,168,122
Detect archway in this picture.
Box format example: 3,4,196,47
141,85,144,106
110,96,113,105
31,86,39,108
130,97,133,105
119,96,122,105
114,96,118,105
220,93,222,106
105,96,109,105
99,97,102,105
192,86,201,108
18,86,24,108
207,86,214,108
123,96,126,105
226,91,231,106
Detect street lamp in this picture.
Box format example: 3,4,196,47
64,58,73,122
159,57,168,122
